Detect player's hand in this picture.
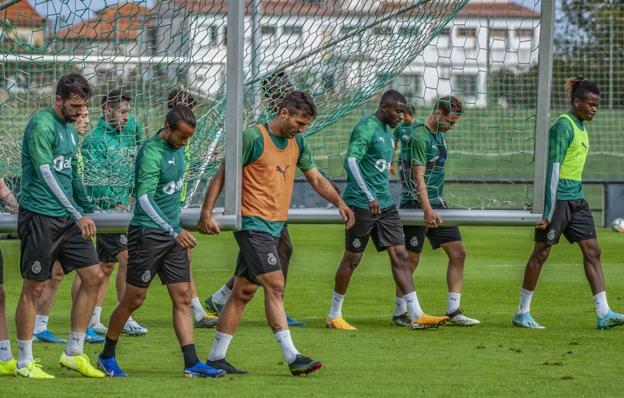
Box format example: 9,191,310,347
114,203,125,211
368,199,381,216
389,163,396,176
197,212,220,235
339,203,355,230
424,208,442,228
536,219,550,230
176,229,197,249
77,216,96,240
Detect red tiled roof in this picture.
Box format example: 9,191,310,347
0,1,46,28
169,0,539,18
55,3,149,41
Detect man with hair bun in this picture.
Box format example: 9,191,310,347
513,76,624,330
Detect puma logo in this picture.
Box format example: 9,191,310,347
276,165,289,180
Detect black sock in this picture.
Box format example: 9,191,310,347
181,344,200,368
101,336,118,359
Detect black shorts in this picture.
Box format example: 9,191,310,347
17,208,99,281
401,201,462,252
234,230,281,285
96,233,128,263
345,205,405,252
535,199,596,245
126,226,190,288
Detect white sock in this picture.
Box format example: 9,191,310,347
33,314,49,334
404,292,424,320
65,331,85,356
90,306,102,327
328,291,345,319
126,315,135,325
17,339,33,369
0,340,12,361
593,291,610,318
394,297,407,316
190,297,205,322
212,285,232,306
447,292,461,314
517,288,534,315
274,330,300,364
208,331,233,361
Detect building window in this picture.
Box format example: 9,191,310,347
437,27,451,48
489,28,507,49
284,25,303,47
373,25,393,36
398,25,419,36
396,74,422,102
453,74,478,97
261,25,277,47
200,25,218,48
456,27,477,38
516,28,534,39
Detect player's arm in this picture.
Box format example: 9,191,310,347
541,121,574,227
198,127,261,234
344,126,379,214
410,135,442,227
0,178,18,213
197,163,225,235
28,120,87,224
136,146,183,238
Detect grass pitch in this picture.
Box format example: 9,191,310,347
1,225,623,397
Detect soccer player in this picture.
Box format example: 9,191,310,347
97,105,224,378
76,89,148,336
31,108,103,344
204,72,306,327
0,177,18,376
513,76,624,330
15,73,105,378
198,91,354,376
166,89,218,329
326,90,449,331
397,96,479,327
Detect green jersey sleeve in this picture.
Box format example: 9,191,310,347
295,134,316,172
135,145,181,236
345,124,373,160
543,118,574,221
241,127,263,166
409,132,428,167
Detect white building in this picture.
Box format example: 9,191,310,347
154,0,540,107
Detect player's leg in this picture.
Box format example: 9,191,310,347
258,270,321,376
392,225,425,326
278,226,303,327
440,239,478,325
512,242,551,328
166,280,223,378
205,276,234,315
88,261,113,334
0,250,16,376
187,251,217,329
206,275,256,374
115,250,147,336
327,207,370,330
33,261,66,343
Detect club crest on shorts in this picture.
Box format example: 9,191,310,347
31,260,41,274
547,229,556,241
141,270,151,283
267,252,278,266
120,234,128,245
352,238,361,249
410,236,419,248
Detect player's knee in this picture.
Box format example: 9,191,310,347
128,293,146,311
584,244,601,262
50,268,65,287
343,253,362,271
265,282,285,299
100,262,114,277
451,248,466,264
25,282,46,301
82,270,105,290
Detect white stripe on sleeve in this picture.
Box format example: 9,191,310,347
347,156,375,202
139,194,178,237
546,162,560,221
39,164,82,220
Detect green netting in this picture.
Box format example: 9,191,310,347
0,0,469,209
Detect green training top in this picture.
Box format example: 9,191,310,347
19,108,93,220
131,134,186,237
343,115,395,209
399,123,448,206
543,112,588,221
241,124,316,237
81,116,140,209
